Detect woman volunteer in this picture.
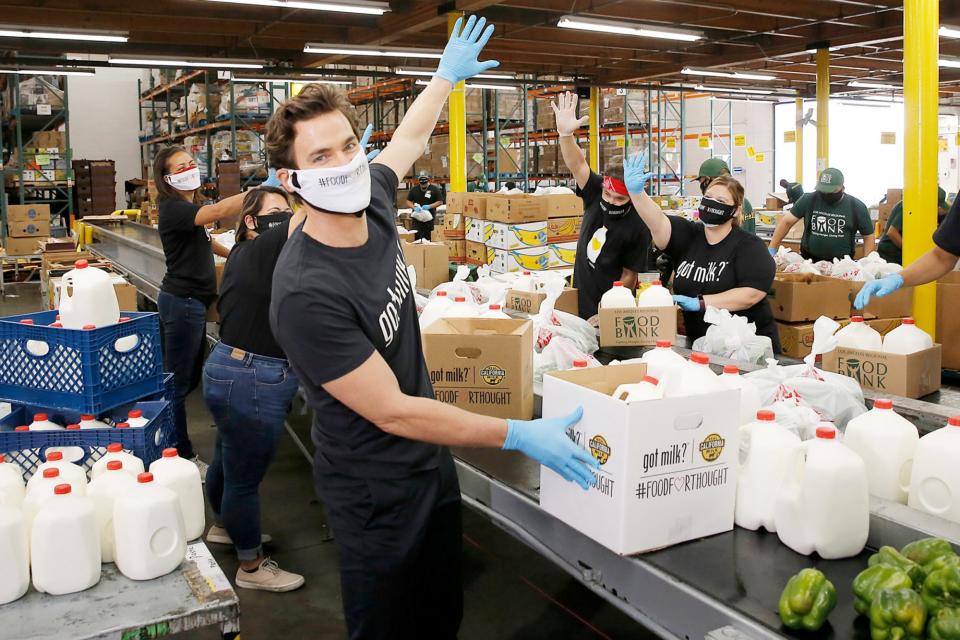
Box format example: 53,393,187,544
153,147,246,471
623,152,781,353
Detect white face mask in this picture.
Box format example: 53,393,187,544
165,166,201,192
286,150,371,217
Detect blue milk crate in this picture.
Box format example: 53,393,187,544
0,310,164,415
0,399,175,479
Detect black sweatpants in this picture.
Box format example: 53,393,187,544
315,450,463,640
412,218,434,242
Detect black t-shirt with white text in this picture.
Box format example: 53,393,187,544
158,198,217,304
270,164,440,479
667,216,780,353
934,195,960,257
407,184,444,209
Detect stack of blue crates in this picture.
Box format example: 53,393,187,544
0,310,175,478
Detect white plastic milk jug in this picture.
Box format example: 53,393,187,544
28,451,87,496
29,413,62,431
126,409,150,429
908,416,960,524
735,410,801,533
79,414,111,430
88,460,136,563
90,443,145,480
599,281,636,309
834,316,882,351
612,376,661,403
512,271,535,293
640,340,687,382
31,484,101,595
0,505,28,605
114,472,187,581
418,291,453,330
663,352,726,398
59,259,120,330
442,296,480,319
23,468,61,538
149,448,205,540
0,454,25,509
883,318,934,354
843,398,919,503
774,426,870,559
636,280,674,308
481,304,511,319
720,365,763,426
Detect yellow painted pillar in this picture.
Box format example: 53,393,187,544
903,0,939,334
588,87,600,172
816,48,830,174
795,98,804,184
447,12,467,192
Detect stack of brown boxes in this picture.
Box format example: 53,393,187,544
4,205,50,255
878,188,902,236
442,193,470,265
218,160,241,198
599,89,646,126
73,160,116,218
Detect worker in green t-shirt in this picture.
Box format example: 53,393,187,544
769,168,875,262
779,178,804,204
467,174,488,192
877,187,948,265
696,158,755,234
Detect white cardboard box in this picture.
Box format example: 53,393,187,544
548,241,577,269
465,217,491,244
540,364,739,555
489,246,551,274
486,221,548,251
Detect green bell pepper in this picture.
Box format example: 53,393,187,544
929,608,960,640
922,566,960,616
901,538,955,568
928,555,960,576
869,546,926,587
854,565,914,615
869,588,927,640
778,568,837,631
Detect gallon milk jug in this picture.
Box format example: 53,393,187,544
0,454,25,509
79,414,110,430
663,352,726,398
636,280,674,308
59,259,120,330
90,443,145,480
31,484,101,595
735,410,802,532
599,281,636,309
481,304,511,319
23,469,61,538
442,296,480,319
843,399,919,503
419,291,453,330
512,271,535,293
88,461,136,563
834,316,883,351
774,427,870,559
908,416,960,524
0,505,28,605
640,340,687,382
28,451,87,496
883,318,934,354
612,376,662,403
114,472,187,581
572,359,589,369
126,409,149,429
720,365,763,426
29,413,62,431
149,448,205,540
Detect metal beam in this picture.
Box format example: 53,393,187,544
816,47,830,174
448,12,467,194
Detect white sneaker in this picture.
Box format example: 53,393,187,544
190,456,209,481
235,558,304,593
206,524,273,546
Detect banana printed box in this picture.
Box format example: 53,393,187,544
540,364,739,555
488,247,551,274
547,216,583,242
548,242,577,269
486,221,548,251
465,217,492,244
599,307,677,347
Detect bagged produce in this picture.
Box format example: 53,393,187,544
532,279,598,354
773,246,805,272
533,336,600,394
829,255,862,281
692,306,774,364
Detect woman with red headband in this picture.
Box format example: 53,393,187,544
552,91,652,320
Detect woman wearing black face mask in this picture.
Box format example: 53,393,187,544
201,186,307,592
623,153,780,354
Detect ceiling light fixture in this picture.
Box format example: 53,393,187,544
235,76,351,85
940,26,960,39
681,67,776,81
414,79,516,91
863,95,903,103
395,67,514,80
0,26,128,43
109,55,265,69
841,101,891,108
305,44,441,59
557,16,701,42
201,0,388,14
0,67,96,76
696,85,774,95
847,80,899,89
709,96,776,104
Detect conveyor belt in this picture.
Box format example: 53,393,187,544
86,222,166,302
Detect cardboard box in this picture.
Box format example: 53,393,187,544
821,345,942,399
463,193,489,219
7,204,50,224
397,229,416,244
207,261,226,322
486,195,548,224
7,219,51,237
441,212,465,239
781,215,805,241
465,217,492,244
938,273,960,369
777,317,901,359
539,364,738,555
50,277,138,312
446,192,466,214
847,282,914,319
536,194,583,218
547,216,583,242
421,318,534,419
443,239,466,265
768,274,852,322
599,307,678,347
487,221,548,251
3,236,44,255
765,194,788,211
465,240,489,266
548,242,577,269
505,288,578,316
402,241,450,290
489,247,551,274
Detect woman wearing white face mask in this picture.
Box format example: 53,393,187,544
622,152,781,354
152,146,247,474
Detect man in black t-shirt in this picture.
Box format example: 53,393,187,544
266,17,598,639
551,92,651,320
405,170,444,240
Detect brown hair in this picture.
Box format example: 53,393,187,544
152,145,197,203
604,161,624,183
265,83,360,170
235,186,292,242
706,175,745,227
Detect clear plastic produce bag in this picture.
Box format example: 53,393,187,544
691,306,774,364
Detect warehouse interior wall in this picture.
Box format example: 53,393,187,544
67,67,143,211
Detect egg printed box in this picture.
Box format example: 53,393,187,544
486,221,548,251
489,247,551,274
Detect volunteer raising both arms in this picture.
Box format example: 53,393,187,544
623,152,781,353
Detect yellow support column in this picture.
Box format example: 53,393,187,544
816,48,830,174
588,87,600,172
795,98,804,184
903,0,939,334
447,12,467,193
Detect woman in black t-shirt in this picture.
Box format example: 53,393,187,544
153,146,246,472
201,186,305,592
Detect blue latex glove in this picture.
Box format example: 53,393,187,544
673,294,700,312
435,15,499,85
262,167,281,187
768,246,777,256
359,123,380,162
854,274,904,309
413,204,422,212
504,407,599,490
622,150,655,194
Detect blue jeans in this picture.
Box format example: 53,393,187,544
203,341,299,561
158,290,208,460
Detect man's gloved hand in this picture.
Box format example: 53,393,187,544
768,246,777,256
504,407,599,490
854,274,904,309
262,167,281,187
550,91,589,137
623,150,655,194
359,123,380,162
435,15,499,85
673,294,701,312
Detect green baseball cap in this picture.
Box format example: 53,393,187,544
815,168,844,193
418,170,430,179
938,186,947,208
697,157,730,178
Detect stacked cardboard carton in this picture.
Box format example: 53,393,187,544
599,88,646,127
74,160,116,218
217,160,241,198
878,188,903,235
4,205,50,255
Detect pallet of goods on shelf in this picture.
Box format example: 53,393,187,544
186,83,222,127
5,130,69,186
599,88,646,126
209,130,265,179
15,75,64,111
73,160,116,218
3,204,51,256
220,83,272,119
